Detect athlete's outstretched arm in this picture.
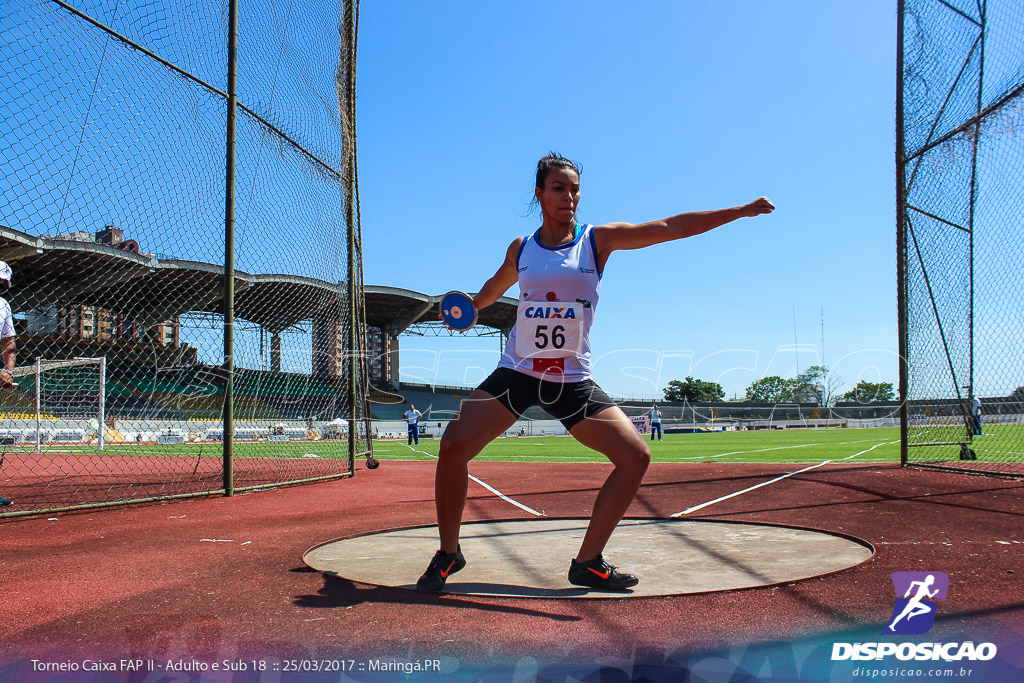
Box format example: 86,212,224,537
592,197,774,265
472,237,524,310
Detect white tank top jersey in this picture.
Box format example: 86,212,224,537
498,223,602,382
0,298,14,339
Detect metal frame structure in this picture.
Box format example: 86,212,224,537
897,0,1024,476
0,0,369,517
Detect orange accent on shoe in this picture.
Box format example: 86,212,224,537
440,560,457,578
587,567,611,580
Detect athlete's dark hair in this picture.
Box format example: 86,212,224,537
528,152,582,215
535,151,581,189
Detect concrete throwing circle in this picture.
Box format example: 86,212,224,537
303,519,873,599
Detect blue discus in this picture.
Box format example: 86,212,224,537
440,290,478,331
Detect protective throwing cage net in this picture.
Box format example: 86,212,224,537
0,0,372,517
898,0,1024,475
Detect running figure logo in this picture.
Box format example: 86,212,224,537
883,572,949,635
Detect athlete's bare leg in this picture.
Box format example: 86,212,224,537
435,390,518,553
568,406,651,562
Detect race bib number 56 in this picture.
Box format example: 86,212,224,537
516,301,584,358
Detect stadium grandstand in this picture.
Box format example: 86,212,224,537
0,223,517,441
7,222,996,446
7,222,1009,445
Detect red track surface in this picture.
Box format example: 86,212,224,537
1,460,1023,680
0,451,350,510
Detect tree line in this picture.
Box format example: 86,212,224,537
662,366,895,405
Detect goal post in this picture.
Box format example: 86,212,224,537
12,357,107,452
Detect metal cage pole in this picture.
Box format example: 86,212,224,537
34,356,41,452
343,0,362,474
98,356,106,450
896,0,909,466
222,0,238,496
966,0,987,440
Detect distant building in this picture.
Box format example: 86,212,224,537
26,302,179,348
312,317,391,386
23,227,179,348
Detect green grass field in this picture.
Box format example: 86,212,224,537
14,424,1023,467
372,427,903,464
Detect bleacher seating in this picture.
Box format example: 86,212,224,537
0,362,353,422
372,384,468,421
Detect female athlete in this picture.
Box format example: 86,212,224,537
417,153,774,591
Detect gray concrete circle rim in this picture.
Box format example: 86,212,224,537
303,518,874,599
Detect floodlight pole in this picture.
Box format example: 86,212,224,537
222,0,238,496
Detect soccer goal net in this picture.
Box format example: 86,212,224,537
3,357,106,451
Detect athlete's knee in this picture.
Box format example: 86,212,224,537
618,442,651,477
638,443,652,468
439,430,481,464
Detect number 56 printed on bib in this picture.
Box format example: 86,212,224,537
516,301,584,359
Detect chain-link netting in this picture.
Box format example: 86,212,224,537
0,0,371,517
899,0,1024,475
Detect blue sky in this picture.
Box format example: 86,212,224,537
0,0,901,401
354,1,900,399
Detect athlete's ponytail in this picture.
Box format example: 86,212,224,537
534,151,581,190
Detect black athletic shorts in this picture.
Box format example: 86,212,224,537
475,367,616,431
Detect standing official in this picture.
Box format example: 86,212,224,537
404,403,423,446
649,404,663,441
971,396,983,436
0,261,16,507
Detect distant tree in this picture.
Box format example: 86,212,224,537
790,365,842,405
744,376,795,403
664,377,725,402
1010,386,1024,401
841,381,895,403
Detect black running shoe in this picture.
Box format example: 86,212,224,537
0,497,11,507
568,554,639,590
416,546,466,591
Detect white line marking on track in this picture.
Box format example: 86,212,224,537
670,441,892,517
401,443,546,517
975,448,1024,457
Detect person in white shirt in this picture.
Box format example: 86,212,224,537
0,261,16,507
649,404,663,441
403,403,423,445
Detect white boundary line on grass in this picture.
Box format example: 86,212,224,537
677,436,890,461
401,443,546,517
670,441,894,517
678,442,821,460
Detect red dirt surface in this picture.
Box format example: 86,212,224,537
1,461,1022,681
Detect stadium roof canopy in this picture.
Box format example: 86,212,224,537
0,225,516,336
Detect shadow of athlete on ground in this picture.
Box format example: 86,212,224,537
290,567,582,622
